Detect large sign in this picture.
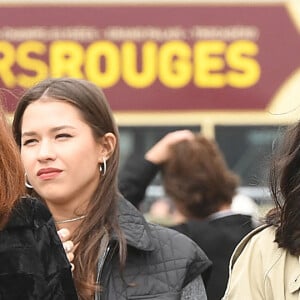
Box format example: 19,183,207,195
0,3,299,111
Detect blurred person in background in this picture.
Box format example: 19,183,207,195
0,103,77,299
231,193,260,226
143,196,176,226
13,78,211,300
223,118,300,299
119,130,258,300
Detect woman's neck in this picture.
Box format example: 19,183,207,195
47,202,87,233
54,214,86,233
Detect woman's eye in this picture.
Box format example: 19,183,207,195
23,139,37,146
56,133,72,139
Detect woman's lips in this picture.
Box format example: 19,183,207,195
37,168,62,180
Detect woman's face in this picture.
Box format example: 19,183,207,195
20,99,105,213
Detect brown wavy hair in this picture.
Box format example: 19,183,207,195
0,103,25,228
162,134,239,219
267,122,300,255
12,78,126,299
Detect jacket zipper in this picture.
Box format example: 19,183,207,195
95,244,111,300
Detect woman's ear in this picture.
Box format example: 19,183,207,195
98,133,116,162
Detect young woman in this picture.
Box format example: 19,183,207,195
222,121,300,299
0,104,77,299
12,78,211,300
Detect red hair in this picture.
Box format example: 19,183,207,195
0,104,25,228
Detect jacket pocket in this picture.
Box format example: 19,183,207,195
128,292,181,300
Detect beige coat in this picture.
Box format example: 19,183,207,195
223,225,300,300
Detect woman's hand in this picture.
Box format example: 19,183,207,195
57,228,75,271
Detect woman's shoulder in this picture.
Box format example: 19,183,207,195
148,222,212,266
0,197,77,299
6,196,52,228
230,224,279,267
224,225,299,299
240,224,276,246
132,222,212,286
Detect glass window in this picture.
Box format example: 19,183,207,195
215,125,286,204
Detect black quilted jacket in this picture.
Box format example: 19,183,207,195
0,197,78,300
96,197,212,300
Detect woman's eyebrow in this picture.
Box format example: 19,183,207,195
21,125,76,138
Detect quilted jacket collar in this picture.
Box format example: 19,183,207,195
112,196,155,252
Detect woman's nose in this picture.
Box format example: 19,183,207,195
37,140,56,161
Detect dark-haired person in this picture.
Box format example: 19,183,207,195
223,120,300,300
119,130,256,300
12,78,211,300
0,104,77,299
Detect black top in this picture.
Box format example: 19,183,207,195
0,197,78,300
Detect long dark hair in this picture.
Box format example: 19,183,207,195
267,121,300,255
12,78,126,299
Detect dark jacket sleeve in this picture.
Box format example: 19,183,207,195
0,198,78,300
33,201,78,300
118,155,160,208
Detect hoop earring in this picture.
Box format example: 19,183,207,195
99,158,107,176
25,173,33,189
